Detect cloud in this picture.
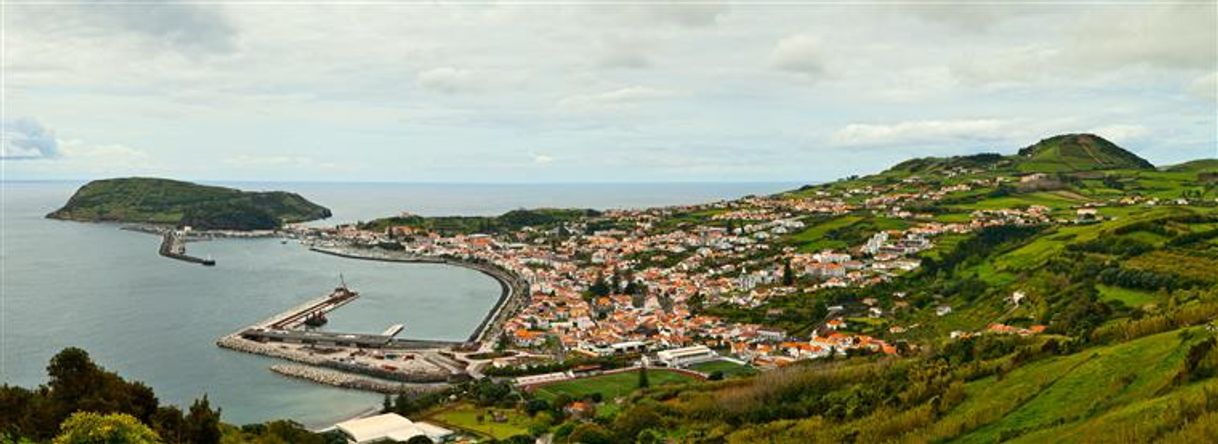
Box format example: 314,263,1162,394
530,152,554,165
599,44,652,69
830,119,1014,147
416,67,484,94
1,118,60,159
1088,124,1151,145
1188,72,1218,101
60,139,149,162
223,155,337,169
770,35,824,77
609,3,728,28
1064,5,1217,72
40,3,236,55
558,86,678,110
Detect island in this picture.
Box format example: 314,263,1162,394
47,177,332,231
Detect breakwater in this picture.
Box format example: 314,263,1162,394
159,231,215,266
270,364,449,395
217,334,451,383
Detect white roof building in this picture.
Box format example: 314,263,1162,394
656,345,719,368
333,413,453,443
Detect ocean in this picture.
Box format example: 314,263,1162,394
0,180,800,426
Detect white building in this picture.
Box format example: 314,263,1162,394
332,413,452,443
656,345,719,367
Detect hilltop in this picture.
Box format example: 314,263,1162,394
47,177,331,230
1016,133,1155,172
1164,158,1218,173
879,133,1154,178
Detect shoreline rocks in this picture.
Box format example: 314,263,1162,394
269,364,449,395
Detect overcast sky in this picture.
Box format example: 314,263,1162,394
2,2,1215,182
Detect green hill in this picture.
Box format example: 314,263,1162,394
882,152,1011,176
1164,159,1218,173
47,177,331,230
1016,133,1154,172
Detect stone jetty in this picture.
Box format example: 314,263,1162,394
270,364,448,395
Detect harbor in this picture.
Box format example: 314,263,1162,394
216,249,530,393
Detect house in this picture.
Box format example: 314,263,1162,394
513,329,547,347
656,345,719,367
757,327,787,341
332,413,452,443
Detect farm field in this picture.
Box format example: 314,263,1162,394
532,369,699,401
422,402,532,440
688,359,757,378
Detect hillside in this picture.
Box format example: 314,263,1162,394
47,177,331,230
1016,133,1155,172
358,208,601,235
1164,158,1218,173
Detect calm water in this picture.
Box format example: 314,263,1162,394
0,180,798,426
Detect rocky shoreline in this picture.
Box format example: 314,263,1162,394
269,364,449,395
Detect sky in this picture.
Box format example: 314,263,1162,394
1,1,1216,183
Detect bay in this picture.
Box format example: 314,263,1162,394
0,180,799,426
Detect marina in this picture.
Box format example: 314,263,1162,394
216,249,530,392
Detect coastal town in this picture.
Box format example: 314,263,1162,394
250,167,1112,384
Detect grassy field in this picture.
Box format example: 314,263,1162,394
1096,284,1158,307
952,328,1197,443
422,403,532,440
953,191,1088,211
786,215,860,252
532,369,699,401
688,360,758,378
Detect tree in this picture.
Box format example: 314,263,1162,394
151,406,186,443
612,403,663,442
567,423,613,444
184,395,221,444
52,412,159,444
638,366,650,389
524,398,551,416
783,258,795,286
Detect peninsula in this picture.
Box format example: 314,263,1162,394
47,177,332,230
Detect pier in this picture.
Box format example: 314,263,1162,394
159,230,215,266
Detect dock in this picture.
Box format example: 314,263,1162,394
159,230,215,266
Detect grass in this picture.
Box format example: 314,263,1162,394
954,191,1088,211
532,369,699,401
1096,284,1158,308
786,215,860,252
953,328,1194,443
422,402,532,440
689,360,758,378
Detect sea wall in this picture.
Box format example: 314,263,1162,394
270,364,449,395
217,335,451,383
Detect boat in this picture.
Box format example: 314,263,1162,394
303,311,327,327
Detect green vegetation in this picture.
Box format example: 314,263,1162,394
1163,158,1218,173
1015,133,1155,172
0,348,335,444
689,360,758,378
359,208,600,235
422,403,532,440
47,178,331,230
532,369,698,401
